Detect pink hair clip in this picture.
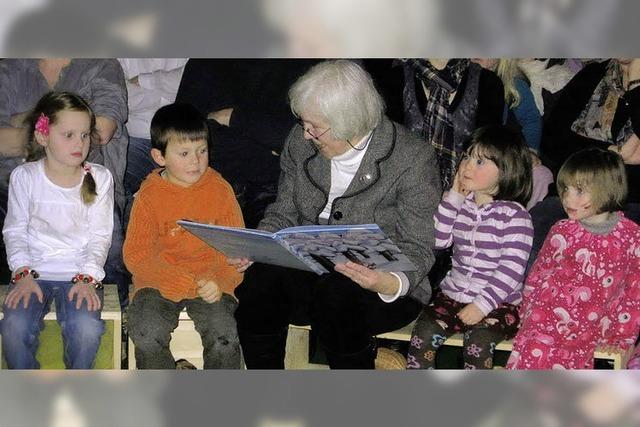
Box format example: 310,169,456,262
83,163,92,174
35,113,50,136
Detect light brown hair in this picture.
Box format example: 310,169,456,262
557,148,627,213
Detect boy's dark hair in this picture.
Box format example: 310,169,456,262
465,125,533,207
150,103,209,155
557,148,627,214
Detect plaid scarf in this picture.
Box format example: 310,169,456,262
571,60,634,146
402,59,470,189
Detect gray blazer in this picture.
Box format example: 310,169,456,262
259,116,442,304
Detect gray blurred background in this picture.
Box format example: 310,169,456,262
1,0,638,57
1,1,640,426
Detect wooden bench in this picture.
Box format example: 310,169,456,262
0,284,122,369
285,320,633,369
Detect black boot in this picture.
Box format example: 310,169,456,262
325,338,377,369
238,328,288,369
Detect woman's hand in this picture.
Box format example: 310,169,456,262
207,108,234,126
68,282,102,311
628,58,640,81
227,257,253,273
334,261,399,295
9,111,29,128
95,116,117,145
457,303,485,325
610,133,640,165
530,150,542,167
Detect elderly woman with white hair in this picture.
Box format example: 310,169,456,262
229,60,441,369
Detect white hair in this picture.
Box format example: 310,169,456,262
288,60,385,141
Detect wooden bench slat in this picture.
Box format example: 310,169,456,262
287,320,631,369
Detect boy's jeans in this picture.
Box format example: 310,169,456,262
127,288,241,369
1,280,105,369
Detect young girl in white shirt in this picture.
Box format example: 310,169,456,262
1,91,114,369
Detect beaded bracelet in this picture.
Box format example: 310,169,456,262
10,267,39,284
71,273,104,290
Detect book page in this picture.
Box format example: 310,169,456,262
278,225,417,274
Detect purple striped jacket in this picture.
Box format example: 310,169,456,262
434,191,534,315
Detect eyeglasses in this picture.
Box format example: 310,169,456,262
295,117,370,152
295,118,332,140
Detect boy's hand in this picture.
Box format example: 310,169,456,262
68,282,102,311
197,280,222,304
5,275,43,309
227,257,253,273
457,303,485,325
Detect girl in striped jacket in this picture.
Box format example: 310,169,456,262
407,125,533,369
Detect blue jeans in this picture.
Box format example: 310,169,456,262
1,280,105,369
124,137,156,197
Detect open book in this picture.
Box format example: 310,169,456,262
177,221,417,275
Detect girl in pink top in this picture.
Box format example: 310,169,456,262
508,148,640,369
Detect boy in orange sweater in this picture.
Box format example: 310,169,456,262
124,103,244,369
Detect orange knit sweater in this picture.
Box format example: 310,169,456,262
124,168,244,302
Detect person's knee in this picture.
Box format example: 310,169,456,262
65,315,105,343
313,276,355,316
197,302,240,353
128,318,173,352
1,313,35,343
202,327,240,356
463,327,500,349
413,316,446,338
127,290,175,351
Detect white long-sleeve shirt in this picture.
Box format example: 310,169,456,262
3,160,114,281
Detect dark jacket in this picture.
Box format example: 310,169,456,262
542,60,640,202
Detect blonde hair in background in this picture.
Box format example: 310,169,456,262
557,148,628,214
495,59,524,109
